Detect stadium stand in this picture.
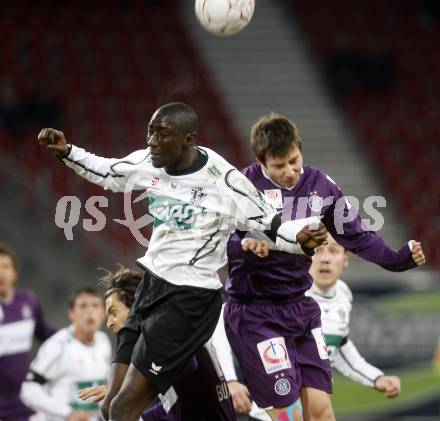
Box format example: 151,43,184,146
293,0,440,266
0,0,245,265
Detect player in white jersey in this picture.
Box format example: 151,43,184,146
307,234,401,396
38,102,326,421
20,286,111,421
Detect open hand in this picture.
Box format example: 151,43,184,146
78,384,108,403
227,381,252,414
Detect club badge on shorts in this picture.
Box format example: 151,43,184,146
274,378,291,396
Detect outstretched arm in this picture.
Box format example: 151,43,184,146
323,178,426,271
38,128,150,193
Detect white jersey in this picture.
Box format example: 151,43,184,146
20,326,111,421
62,145,311,290
306,280,383,387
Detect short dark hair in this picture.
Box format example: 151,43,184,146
68,286,102,310
155,102,198,135
101,265,143,309
251,113,302,162
0,243,18,270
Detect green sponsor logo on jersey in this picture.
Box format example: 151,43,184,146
207,165,222,177
149,192,204,230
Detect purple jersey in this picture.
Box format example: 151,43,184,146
0,289,56,419
226,164,416,300
142,344,236,421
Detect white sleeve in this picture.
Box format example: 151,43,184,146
218,169,319,254
210,306,238,382
332,339,384,387
61,144,150,192
20,382,72,418
20,339,72,418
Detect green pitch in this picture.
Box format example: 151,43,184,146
332,365,439,416
376,289,440,313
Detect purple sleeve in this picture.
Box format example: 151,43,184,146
33,296,58,342
323,180,416,272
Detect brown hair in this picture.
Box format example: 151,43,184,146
68,286,102,309
101,265,143,309
250,113,302,162
0,243,18,270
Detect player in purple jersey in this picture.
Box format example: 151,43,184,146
0,244,57,421
78,266,236,421
224,113,426,421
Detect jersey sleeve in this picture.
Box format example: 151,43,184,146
61,144,151,193
211,305,238,382
217,168,318,255
20,337,73,418
322,176,416,272
331,339,384,387
28,336,64,381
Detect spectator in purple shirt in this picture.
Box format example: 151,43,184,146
0,244,57,421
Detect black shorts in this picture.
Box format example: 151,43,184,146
113,269,222,394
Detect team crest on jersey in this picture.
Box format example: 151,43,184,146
264,189,283,209
274,378,291,396
308,192,323,213
21,304,32,319
257,337,291,374
190,187,207,205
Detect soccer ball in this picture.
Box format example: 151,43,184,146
194,0,255,37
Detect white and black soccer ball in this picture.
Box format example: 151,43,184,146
195,0,255,36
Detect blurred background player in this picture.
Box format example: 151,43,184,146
78,265,236,421
0,244,56,421
224,113,426,421
307,234,405,398
20,286,111,421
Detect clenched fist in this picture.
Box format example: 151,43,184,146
38,128,69,157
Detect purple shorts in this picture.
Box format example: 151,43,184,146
224,296,332,409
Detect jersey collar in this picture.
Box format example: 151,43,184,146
310,281,339,298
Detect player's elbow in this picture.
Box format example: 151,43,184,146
20,381,36,409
